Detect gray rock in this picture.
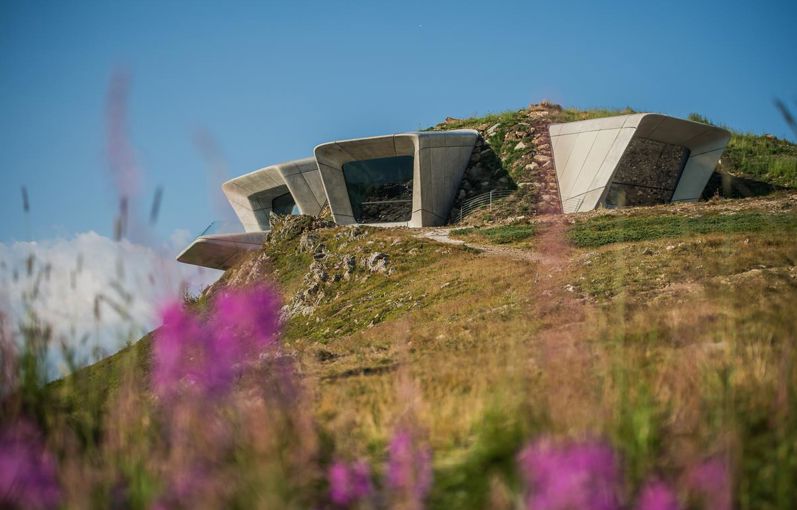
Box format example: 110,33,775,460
486,123,501,137
366,252,390,273
306,261,329,283
313,244,328,260
341,254,356,280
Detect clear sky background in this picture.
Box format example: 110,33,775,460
1,0,796,244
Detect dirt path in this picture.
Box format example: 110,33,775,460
422,228,541,263
420,218,567,266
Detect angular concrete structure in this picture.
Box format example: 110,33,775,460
314,130,479,227
177,113,731,270
549,114,730,213
177,158,326,269
223,157,327,232
176,231,266,270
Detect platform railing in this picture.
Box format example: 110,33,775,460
456,189,515,223
197,220,245,238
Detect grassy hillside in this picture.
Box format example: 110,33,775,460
25,104,797,508
41,191,797,508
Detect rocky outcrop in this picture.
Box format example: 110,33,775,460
366,252,389,274
436,101,564,224
203,250,273,297
267,213,335,243
278,223,397,320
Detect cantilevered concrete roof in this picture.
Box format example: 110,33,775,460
222,157,326,232
549,113,730,213
314,129,479,227
176,232,266,270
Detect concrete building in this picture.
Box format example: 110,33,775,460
223,157,327,231
549,113,730,213
176,113,730,269
315,130,479,227
176,229,267,270
176,157,326,269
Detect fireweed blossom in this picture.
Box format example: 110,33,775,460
386,429,433,507
517,439,620,510
687,458,731,510
152,285,282,400
0,421,60,509
328,459,373,506
636,479,680,510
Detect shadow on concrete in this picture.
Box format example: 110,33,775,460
448,136,516,222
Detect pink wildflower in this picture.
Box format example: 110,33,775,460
687,458,731,510
328,459,372,506
636,479,680,510
517,438,620,510
387,429,433,506
0,421,60,509
152,285,282,400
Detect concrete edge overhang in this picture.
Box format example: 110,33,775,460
222,157,326,232
549,113,731,213
313,129,479,228
176,232,267,271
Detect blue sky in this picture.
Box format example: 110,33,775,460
1,0,795,244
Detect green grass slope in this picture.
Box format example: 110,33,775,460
45,104,797,509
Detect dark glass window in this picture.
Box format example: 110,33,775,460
342,156,414,223
604,138,690,207
271,192,299,216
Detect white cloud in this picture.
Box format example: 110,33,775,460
0,231,222,378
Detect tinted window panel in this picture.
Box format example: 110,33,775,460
342,156,413,223
605,138,690,207
271,192,298,216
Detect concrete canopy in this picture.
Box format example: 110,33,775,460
177,158,325,270
222,157,327,232
314,130,479,228
176,232,266,270
549,114,731,213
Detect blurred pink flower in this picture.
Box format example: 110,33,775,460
387,428,433,506
328,459,372,506
210,286,281,359
636,479,679,510
687,458,730,510
152,285,282,400
517,438,620,510
0,421,60,509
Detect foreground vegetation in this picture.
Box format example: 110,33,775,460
3,103,797,508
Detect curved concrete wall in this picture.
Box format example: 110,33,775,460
314,130,478,227
549,114,730,213
222,157,327,232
